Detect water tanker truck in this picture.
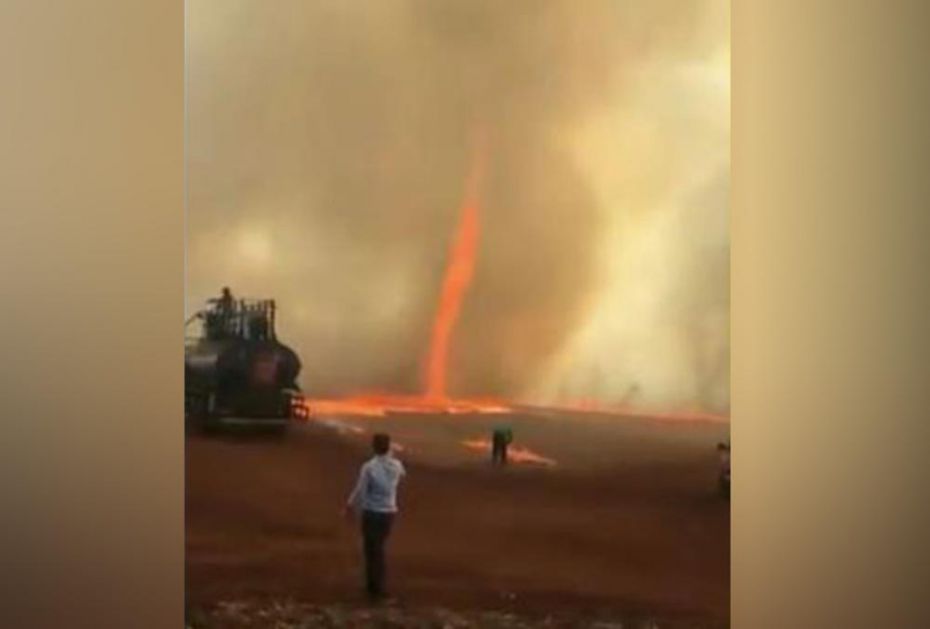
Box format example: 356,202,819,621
184,291,307,432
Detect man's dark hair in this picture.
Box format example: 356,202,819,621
372,433,391,455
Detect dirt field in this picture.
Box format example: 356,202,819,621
186,412,729,627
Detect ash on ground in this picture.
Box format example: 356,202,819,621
186,599,713,629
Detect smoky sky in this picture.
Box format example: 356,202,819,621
186,0,730,413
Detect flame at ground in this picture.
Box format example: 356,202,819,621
460,438,558,467
424,129,487,400
304,394,511,417
300,395,726,422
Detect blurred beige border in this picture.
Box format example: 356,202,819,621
733,1,930,627
0,1,183,627
2,1,929,627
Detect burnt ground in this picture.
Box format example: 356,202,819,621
186,413,729,628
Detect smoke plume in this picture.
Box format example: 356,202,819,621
186,0,730,414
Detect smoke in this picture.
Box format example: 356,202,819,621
186,0,730,413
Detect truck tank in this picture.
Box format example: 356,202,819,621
184,296,307,431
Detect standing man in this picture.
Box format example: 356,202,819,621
206,287,236,337
217,286,234,311
344,433,406,602
216,286,236,336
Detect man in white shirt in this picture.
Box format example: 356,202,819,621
344,433,406,601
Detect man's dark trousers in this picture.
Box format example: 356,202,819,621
491,435,508,465
361,510,395,599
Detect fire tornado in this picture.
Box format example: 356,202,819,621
424,130,487,400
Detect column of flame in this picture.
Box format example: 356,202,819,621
424,129,487,400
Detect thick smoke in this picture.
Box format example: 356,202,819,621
186,0,730,413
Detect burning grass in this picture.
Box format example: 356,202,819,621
300,396,726,424
303,394,512,417
460,438,558,467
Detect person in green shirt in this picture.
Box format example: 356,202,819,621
491,425,513,465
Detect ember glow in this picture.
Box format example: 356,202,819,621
460,439,557,467
424,129,487,400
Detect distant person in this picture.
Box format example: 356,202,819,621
216,286,236,335
209,286,235,314
344,433,406,602
717,441,731,498
491,425,513,466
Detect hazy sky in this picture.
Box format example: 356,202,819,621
186,0,730,414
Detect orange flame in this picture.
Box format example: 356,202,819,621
304,394,510,417
299,395,726,423
424,129,487,400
